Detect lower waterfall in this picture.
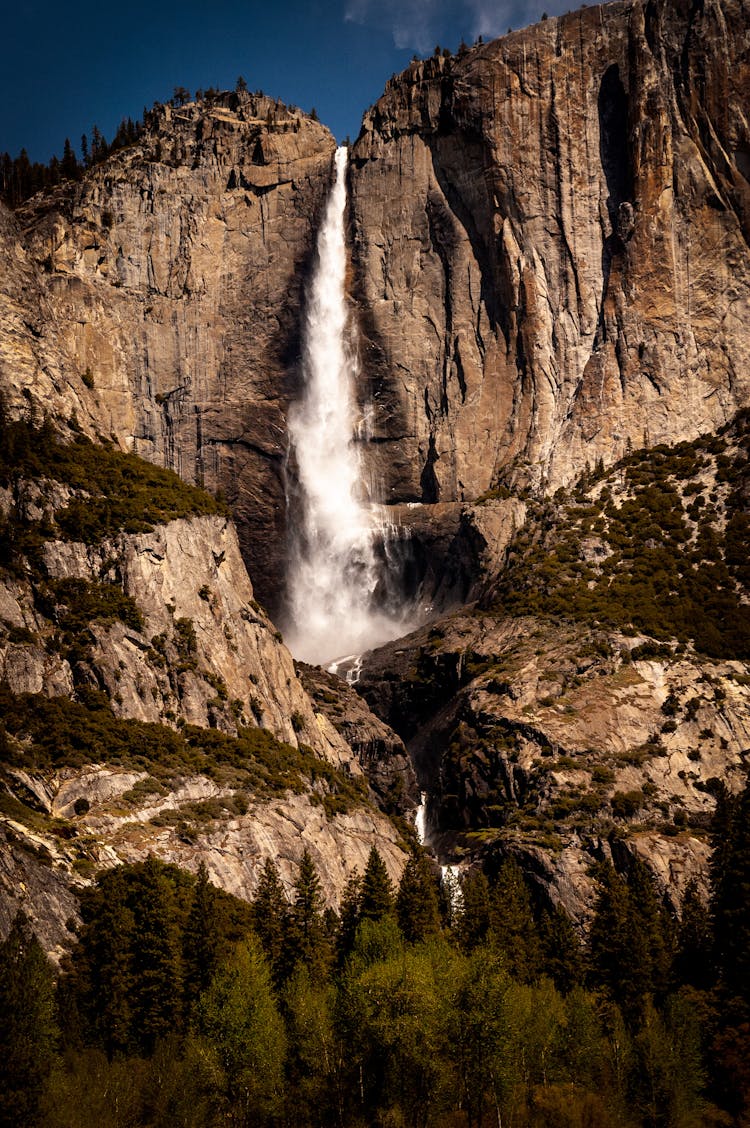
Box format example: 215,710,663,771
284,146,411,666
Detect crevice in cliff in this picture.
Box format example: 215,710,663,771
426,135,508,344
597,64,633,340
420,435,440,503
599,64,633,227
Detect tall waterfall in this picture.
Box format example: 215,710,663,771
284,147,410,666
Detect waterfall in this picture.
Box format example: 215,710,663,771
415,792,428,846
414,792,464,918
284,146,411,665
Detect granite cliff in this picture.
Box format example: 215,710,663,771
350,0,750,517
13,93,336,615
10,0,750,613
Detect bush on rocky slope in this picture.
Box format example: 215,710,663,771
488,414,750,658
0,684,368,814
0,409,228,547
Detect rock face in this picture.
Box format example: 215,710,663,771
357,609,750,923
16,94,336,615
0,204,102,436
349,0,750,512
2,1,750,950
297,661,417,811
0,476,350,763
0,480,410,951
0,767,407,962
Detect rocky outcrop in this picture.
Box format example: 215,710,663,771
297,661,417,812
0,766,407,961
16,95,336,615
357,608,750,922
350,0,750,513
0,489,414,952
0,478,353,764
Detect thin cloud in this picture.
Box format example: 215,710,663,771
344,0,570,52
344,0,441,53
467,1,568,40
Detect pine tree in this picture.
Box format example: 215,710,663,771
539,905,584,992
589,862,635,1012
627,857,674,1000
60,137,78,180
711,777,750,1005
129,856,182,1054
73,868,135,1057
252,858,289,983
675,879,713,990
335,871,362,966
396,849,440,943
183,861,219,1015
488,859,542,982
589,859,674,1020
288,849,329,976
455,868,490,950
360,846,394,923
0,912,57,1128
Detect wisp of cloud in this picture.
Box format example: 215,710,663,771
344,0,571,52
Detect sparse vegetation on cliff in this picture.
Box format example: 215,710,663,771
0,684,368,815
0,411,228,552
489,415,750,658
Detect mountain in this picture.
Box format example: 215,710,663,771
0,0,749,955
349,0,750,592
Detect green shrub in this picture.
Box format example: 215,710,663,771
0,409,229,554
611,790,645,818
290,711,305,733
489,414,750,659
44,578,143,634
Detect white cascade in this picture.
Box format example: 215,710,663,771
284,146,410,666
415,791,428,846
415,792,464,918
327,653,363,685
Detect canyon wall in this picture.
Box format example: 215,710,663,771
15,95,336,614
2,0,750,943
349,0,750,509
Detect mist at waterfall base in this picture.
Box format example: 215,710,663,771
283,147,415,667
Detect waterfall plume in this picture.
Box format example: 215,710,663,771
284,147,411,666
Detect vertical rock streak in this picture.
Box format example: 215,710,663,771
285,147,408,665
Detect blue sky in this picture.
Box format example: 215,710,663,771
3,0,573,163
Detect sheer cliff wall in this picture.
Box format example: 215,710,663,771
14,95,336,614
349,0,750,507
